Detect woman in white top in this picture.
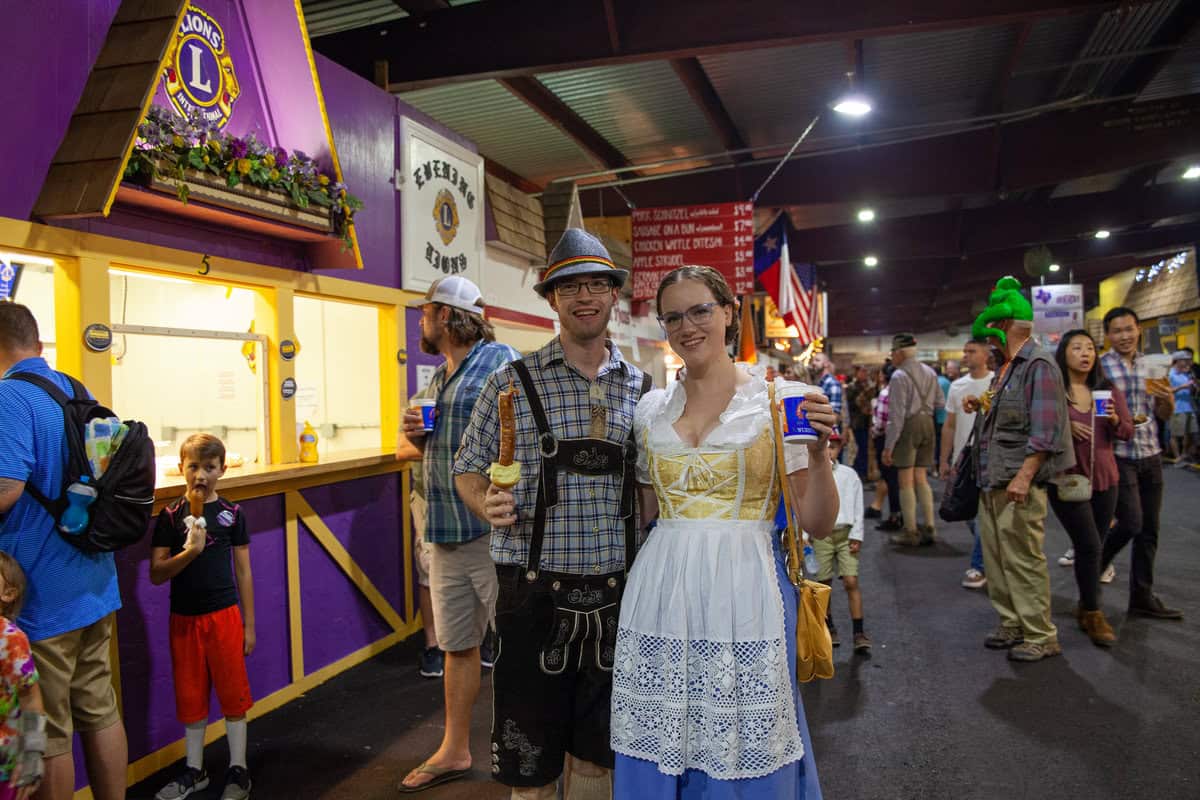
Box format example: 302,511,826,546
611,266,838,799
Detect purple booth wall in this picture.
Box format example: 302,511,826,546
0,0,121,221
115,473,407,772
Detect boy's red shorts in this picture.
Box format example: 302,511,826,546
169,605,253,723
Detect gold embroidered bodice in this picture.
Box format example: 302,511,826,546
647,422,780,521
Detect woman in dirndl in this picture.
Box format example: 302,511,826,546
611,266,838,799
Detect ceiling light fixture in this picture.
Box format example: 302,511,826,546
857,208,876,223
1048,263,1061,273
1094,229,1111,240
1183,165,1200,180
832,95,872,117
864,255,879,267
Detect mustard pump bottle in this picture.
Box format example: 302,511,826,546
299,421,319,463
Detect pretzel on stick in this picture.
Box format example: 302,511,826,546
489,379,522,489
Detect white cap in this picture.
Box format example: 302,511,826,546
406,276,484,315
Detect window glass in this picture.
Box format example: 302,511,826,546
109,271,265,472
4,258,56,369
293,295,382,457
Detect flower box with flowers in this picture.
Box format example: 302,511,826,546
122,106,362,247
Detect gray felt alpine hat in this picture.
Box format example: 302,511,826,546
533,228,629,297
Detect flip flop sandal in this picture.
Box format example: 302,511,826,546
397,761,470,794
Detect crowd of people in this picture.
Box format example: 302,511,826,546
0,224,1192,800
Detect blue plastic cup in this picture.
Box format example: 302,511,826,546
1092,389,1112,416
779,386,819,443
417,399,437,432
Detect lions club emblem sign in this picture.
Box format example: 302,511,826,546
432,189,460,246
162,5,240,128
401,119,485,293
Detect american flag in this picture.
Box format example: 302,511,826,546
754,215,821,344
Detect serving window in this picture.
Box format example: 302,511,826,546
2,254,56,369
108,269,267,474
293,294,382,457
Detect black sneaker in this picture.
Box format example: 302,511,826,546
865,507,882,519
221,766,251,800
156,767,209,800
480,628,496,669
875,517,903,532
419,646,444,678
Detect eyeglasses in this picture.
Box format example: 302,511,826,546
657,302,722,332
555,278,614,297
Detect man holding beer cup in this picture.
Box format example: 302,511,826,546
1098,307,1182,621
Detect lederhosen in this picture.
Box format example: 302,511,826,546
490,359,652,786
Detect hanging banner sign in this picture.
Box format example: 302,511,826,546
1030,283,1084,336
631,202,754,301
401,119,485,294
0,259,19,301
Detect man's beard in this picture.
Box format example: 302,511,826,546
419,333,440,355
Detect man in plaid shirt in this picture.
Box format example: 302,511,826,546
455,229,649,799
1098,307,1182,620
971,277,1073,662
398,276,520,792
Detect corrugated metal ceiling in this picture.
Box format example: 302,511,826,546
863,24,1017,129
398,80,598,185
1141,18,1200,101
699,41,848,153
538,61,724,166
301,0,482,38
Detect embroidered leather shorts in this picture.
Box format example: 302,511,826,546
489,565,621,786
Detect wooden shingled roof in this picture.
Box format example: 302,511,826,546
1124,250,1199,322
33,0,187,219
485,175,545,261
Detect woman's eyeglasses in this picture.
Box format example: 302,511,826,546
555,278,614,297
657,302,722,332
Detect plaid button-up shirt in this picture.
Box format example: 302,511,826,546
455,338,646,575
820,372,844,416
1101,350,1162,461
977,340,1063,487
424,340,521,544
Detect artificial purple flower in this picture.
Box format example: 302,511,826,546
228,138,248,159
273,147,289,166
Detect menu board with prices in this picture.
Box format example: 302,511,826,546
631,202,754,301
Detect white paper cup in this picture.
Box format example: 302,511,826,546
1092,389,1112,416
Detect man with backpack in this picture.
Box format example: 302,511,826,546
0,303,129,800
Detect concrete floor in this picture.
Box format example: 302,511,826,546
129,468,1200,799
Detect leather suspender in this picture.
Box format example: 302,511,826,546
508,359,651,580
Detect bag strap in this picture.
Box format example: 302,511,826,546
769,383,802,588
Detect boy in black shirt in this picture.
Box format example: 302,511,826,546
150,434,254,800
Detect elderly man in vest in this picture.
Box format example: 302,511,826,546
881,333,944,545
969,277,1074,662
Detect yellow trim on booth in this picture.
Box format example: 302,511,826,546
285,499,305,683
293,0,364,270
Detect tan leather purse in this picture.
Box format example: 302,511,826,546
769,383,835,682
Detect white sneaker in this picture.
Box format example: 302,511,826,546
961,568,987,589
1057,548,1075,567
1100,564,1116,584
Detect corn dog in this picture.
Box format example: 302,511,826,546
188,486,206,518
489,379,522,489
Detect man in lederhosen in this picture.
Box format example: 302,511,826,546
455,228,651,800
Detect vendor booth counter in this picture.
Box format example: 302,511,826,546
1,219,420,795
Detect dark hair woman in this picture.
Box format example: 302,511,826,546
1048,329,1133,646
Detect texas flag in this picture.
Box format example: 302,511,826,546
754,215,818,343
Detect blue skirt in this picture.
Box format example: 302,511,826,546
613,538,822,800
